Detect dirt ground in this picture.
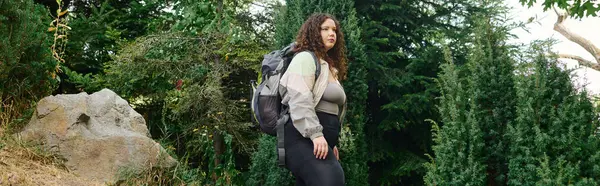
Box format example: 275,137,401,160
0,142,105,186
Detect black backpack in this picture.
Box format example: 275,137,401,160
250,42,320,166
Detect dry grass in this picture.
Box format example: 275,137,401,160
110,167,190,186
1,98,35,134
108,154,203,186
0,136,105,186
0,99,19,133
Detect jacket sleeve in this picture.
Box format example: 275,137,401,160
279,52,323,140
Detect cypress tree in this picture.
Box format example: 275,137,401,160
507,42,600,185
467,17,516,185
424,47,486,185
426,20,600,186
425,15,516,185
248,0,369,185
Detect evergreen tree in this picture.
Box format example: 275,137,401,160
336,4,369,186
249,0,369,185
467,17,516,185
424,43,486,186
425,13,517,185
353,0,480,183
426,20,600,186
0,0,56,128
507,42,600,185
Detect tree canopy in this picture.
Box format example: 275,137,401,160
2,0,600,185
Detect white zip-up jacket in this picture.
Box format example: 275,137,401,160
279,51,347,140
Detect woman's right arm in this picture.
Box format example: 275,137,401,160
279,52,324,140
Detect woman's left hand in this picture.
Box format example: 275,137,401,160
333,146,339,160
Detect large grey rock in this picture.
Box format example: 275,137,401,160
18,89,177,183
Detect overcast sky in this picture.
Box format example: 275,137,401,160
507,0,600,95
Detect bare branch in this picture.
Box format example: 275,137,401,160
553,10,600,64
557,53,600,71
251,2,268,8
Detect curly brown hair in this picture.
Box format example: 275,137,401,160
294,13,348,80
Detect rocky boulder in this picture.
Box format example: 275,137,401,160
17,89,177,183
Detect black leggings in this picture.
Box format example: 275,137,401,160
284,112,345,186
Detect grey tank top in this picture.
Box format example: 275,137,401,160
315,82,346,115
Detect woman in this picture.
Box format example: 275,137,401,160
279,13,348,186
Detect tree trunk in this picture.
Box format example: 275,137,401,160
217,0,223,29
212,130,225,181
212,3,225,179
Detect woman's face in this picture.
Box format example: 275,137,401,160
320,18,337,52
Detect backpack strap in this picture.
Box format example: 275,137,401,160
276,51,321,168
276,108,288,167
308,51,321,80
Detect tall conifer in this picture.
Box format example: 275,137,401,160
425,16,516,185
507,43,600,185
